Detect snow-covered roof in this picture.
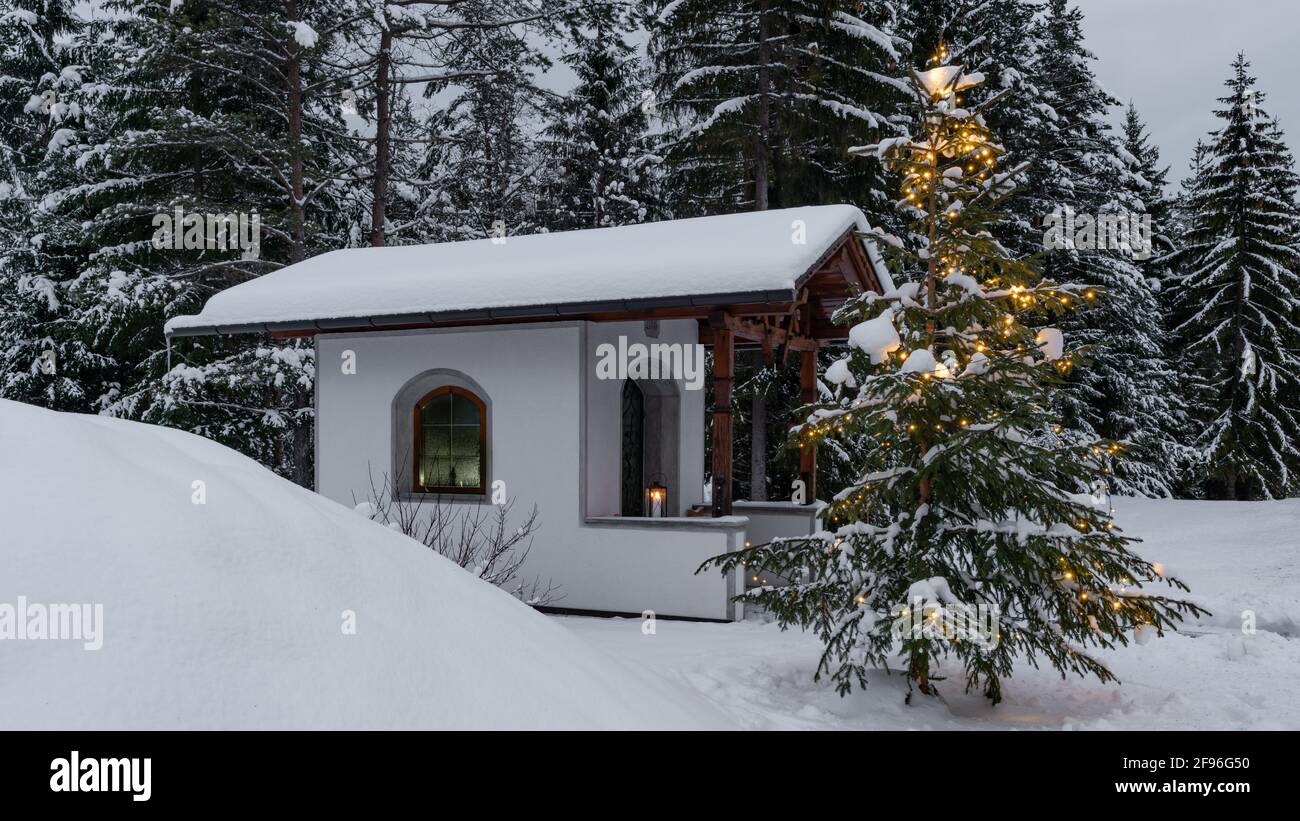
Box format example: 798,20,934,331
166,205,892,337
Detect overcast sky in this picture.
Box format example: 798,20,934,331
1079,0,1300,186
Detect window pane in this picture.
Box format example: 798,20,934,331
450,425,480,458
451,393,480,425
421,392,452,425
418,427,451,488
421,455,452,488
421,426,451,459
415,389,484,491
450,458,480,489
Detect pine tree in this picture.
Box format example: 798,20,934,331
0,0,86,408
1122,103,1176,268
705,48,1203,703
1028,0,1187,496
647,0,904,216
345,0,556,245
539,2,658,230
1167,54,1300,500
24,1,362,484
1115,102,1200,492
648,0,905,502
417,5,550,242
1164,137,1211,339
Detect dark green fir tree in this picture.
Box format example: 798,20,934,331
1167,54,1300,500
540,1,659,230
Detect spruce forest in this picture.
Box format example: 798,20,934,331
3,0,1298,504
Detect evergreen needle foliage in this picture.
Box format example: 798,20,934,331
1167,54,1300,500
702,44,1205,705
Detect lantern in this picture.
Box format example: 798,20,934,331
646,479,668,518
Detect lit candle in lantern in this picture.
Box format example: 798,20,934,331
646,480,667,518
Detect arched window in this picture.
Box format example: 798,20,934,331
413,386,486,494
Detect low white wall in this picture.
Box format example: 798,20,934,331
733,501,822,546
569,519,746,621
733,501,822,590
315,322,739,620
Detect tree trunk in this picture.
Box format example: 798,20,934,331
285,0,306,263
294,398,313,488
369,24,392,247
917,122,940,506
754,0,771,211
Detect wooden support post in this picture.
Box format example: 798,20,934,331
799,348,817,504
711,322,734,517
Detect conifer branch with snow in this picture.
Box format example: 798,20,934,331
703,42,1205,704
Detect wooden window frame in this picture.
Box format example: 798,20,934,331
412,385,487,495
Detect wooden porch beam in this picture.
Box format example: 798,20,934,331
709,316,734,517
698,314,820,351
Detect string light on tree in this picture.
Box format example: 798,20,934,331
702,38,1205,705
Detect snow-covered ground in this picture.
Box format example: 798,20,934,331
4,399,1297,730
0,400,727,729
559,497,1300,730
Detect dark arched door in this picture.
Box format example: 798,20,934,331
620,380,645,516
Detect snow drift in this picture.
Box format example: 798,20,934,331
0,399,728,729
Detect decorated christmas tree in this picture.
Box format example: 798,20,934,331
704,42,1204,704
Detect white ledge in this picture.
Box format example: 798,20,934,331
584,515,749,531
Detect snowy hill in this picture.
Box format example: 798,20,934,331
0,400,729,729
